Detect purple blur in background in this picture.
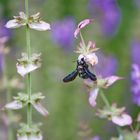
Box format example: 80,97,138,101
0,21,11,37
94,53,118,77
88,0,121,37
0,21,10,74
131,40,140,66
51,17,76,51
91,136,100,140
0,38,5,74
131,40,140,106
0,54,4,74
134,0,140,7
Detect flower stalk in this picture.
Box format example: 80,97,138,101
79,32,86,49
116,126,124,140
99,90,110,109
99,90,124,139
25,0,29,18
25,0,32,126
4,0,50,139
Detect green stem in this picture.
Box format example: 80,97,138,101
79,32,86,49
25,0,29,17
25,0,32,126
99,90,110,109
27,73,32,126
130,124,134,132
136,122,140,132
116,126,124,140
99,90,124,139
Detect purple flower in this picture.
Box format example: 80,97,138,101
51,17,76,51
88,0,121,37
94,53,118,78
131,40,140,106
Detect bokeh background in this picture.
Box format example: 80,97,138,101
0,0,140,140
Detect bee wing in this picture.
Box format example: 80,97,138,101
83,67,97,81
63,70,78,82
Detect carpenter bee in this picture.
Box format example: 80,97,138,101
63,57,97,82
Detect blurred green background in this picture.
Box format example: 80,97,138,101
0,0,140,140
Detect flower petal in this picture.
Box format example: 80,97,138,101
86,53,98,65
17,135,28,140
104,75,123,88
87,41,99,52
19,12,27,19
74,28,80,39
89,88,99,107
137,113,140,122
29,134,43,140
29,21,51,31
17,134,43,140
31,12,40,20
137,131,140,140
5,19,24,29
16,63,40,77
5,100,23,110
74,19,93,38
32,102,49,117
112,113,132,126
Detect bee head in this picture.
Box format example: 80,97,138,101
78,54,84,61
77,55,86,65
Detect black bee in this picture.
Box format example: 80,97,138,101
63,57,97,82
